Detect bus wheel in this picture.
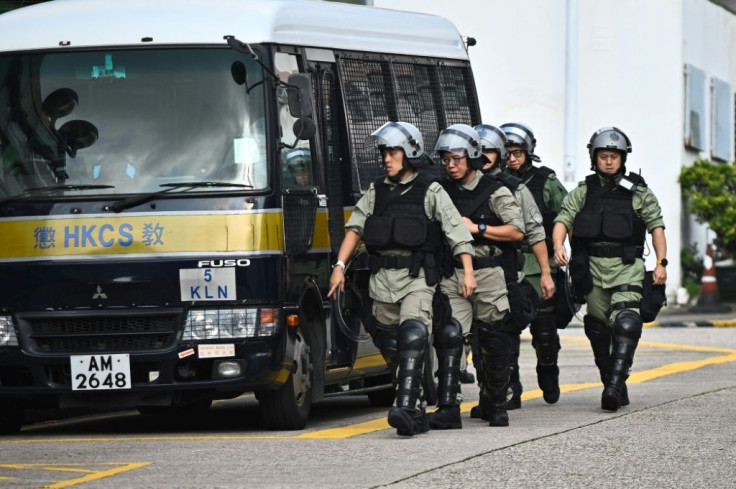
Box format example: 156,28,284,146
259,329,313,430
423,346,439,406
0,403,24,435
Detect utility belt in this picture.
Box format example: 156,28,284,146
454,255,503,270
588,245,643,264
369,251,438,286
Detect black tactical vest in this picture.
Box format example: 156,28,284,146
571,173,647,248
440,174,504,247
363,174,441,251
523,165,557,239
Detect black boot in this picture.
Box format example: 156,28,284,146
601,311,642,412
428,320,463,430
477,318,512,427
506,333,522,410
388,320,430,436
531,315,560,404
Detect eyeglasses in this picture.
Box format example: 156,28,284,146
441,155,466,166
508,149,525,159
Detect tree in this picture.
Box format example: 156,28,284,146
679,158,736,254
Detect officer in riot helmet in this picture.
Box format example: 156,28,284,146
328,121,476,436
283,147,312,186
552,127,667,411
500,122,567,409
467,123,554,419
429,124,525,428
475,124,509,173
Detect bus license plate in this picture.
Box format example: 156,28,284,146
70,354,132,391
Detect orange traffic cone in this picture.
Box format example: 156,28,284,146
689,244,732,313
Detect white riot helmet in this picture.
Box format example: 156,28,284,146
587,126,632,171
367,121,433,169
475,124,509,162
434,124,484,169
284,147,311,169
500,122,541,163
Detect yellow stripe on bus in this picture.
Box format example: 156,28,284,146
0,210,338,259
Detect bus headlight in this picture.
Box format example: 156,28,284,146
182,308,280,341
0,316,18,347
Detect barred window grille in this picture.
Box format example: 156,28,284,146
337,53,480,194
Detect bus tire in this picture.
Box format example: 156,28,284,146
258,329,313,430
0,403,24,435
423,346,439,406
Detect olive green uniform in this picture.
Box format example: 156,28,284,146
440,170,525,334
555,174,665,325
504,164,568,308
345,172,474,328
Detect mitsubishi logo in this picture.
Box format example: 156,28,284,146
92,285,108,300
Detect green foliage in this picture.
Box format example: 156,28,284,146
679,159,736,254
680,243,702,299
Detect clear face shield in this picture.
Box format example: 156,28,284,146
433,128,481,159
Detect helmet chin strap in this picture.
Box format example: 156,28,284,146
388,157,411,183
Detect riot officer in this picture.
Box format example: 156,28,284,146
467,124,554,419
500,122,567,409
552,126,667,411
428,124,525,428
283,147,312,186
327,121,476,436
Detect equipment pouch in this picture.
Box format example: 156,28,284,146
392,217,426,247
507,279,539,332
572,211,601,239
621,245,637,265
640,271,667,322
601,210,633,240
553,268,575,329
432,286,452,329
569,248,592,303
363,216,392,249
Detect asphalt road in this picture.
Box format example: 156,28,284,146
1,326,734,489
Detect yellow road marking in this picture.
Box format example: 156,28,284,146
1,338,734,443
0,463,151,489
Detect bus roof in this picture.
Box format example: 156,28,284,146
0,0,470,60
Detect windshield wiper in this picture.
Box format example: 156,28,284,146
0,184,115,208
107,181,253,213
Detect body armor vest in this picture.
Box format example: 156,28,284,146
440,174,504,247
363,174,443,284
523,166,557,241
572,173,647,249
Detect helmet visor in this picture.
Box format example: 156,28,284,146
433,128,478,155
366,121,418,151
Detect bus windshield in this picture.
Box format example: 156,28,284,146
0,48,268,199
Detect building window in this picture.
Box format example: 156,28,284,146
684,64,706,151
711,77,733,162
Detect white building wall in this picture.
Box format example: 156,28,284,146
681,0,736,258
375,0,736,298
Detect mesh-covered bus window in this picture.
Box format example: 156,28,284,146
393,62,441,173
338,54,480,193
339,58,393,193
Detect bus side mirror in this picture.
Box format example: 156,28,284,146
286,73,313,118
57,120,98,157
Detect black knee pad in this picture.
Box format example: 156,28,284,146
373,323,399,366
530,315,559,364
583,314,611,345
476,320,512,364
433,318,463,351
398,319,429,355
614,310,643,341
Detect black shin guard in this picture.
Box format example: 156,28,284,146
477,317,513,426
506,333,522,410
428,319,463,429
602,311,642,411
583,315,612,383
388,320,430,436
531,315,561,404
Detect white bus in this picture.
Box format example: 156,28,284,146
0,0,481,433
